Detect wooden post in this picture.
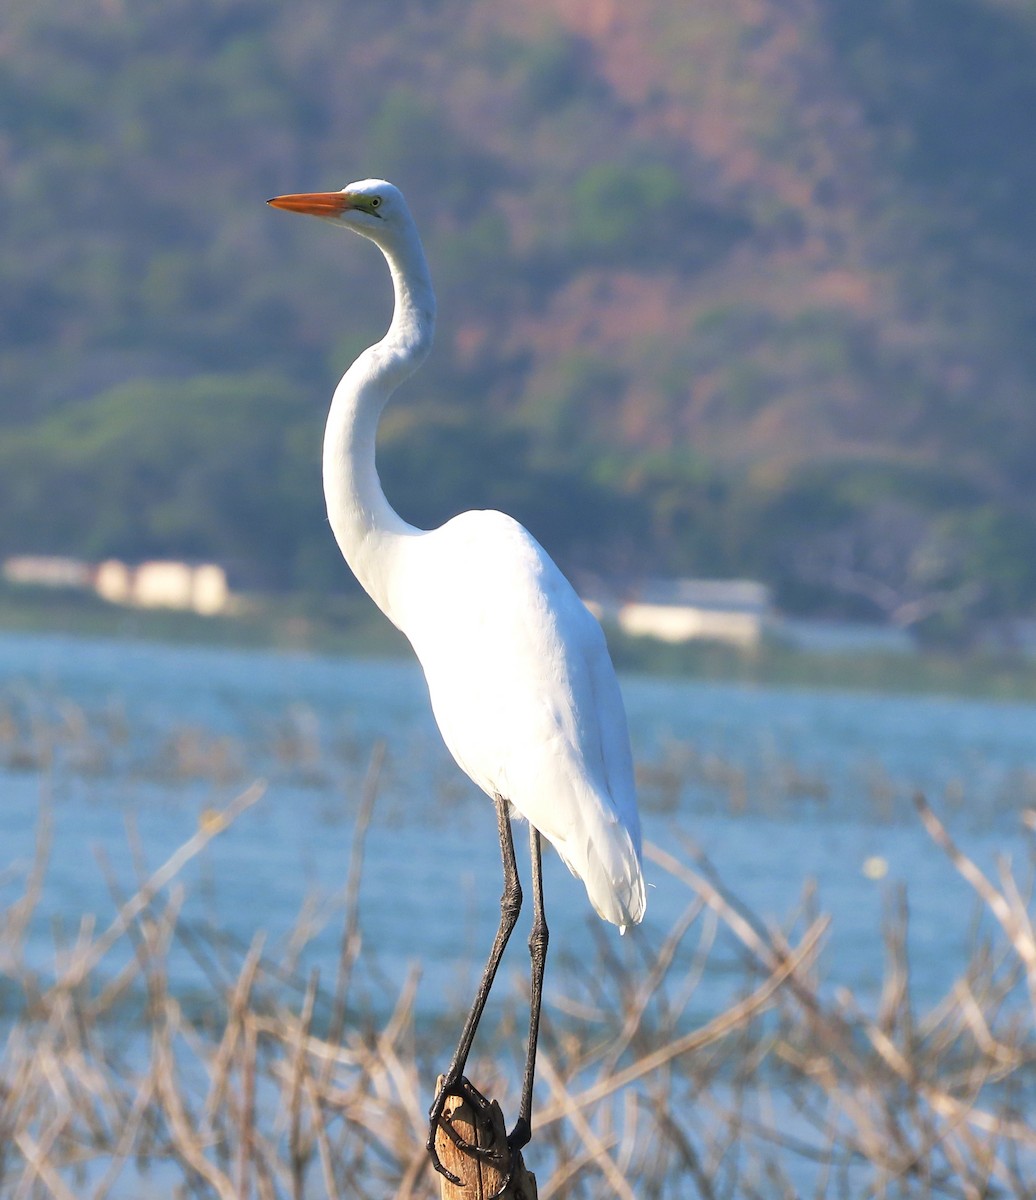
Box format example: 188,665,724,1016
434,1078,538,1200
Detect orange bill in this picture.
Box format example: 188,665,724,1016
267,192,353,216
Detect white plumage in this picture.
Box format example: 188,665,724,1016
272,178,645,931
401,507,645,928
268,177,645,1176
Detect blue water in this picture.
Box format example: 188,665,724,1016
1,630,1034,1021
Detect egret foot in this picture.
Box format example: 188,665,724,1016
507,1115,531,1152
428,1075,506,1185
481,1118,534,1200
428,1076,538,1198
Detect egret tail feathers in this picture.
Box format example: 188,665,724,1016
554,795,646,930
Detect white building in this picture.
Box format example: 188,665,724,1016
96,560,231,615
2,555,94,589
7,554,234,617
94,559,133,604
615,578,772,649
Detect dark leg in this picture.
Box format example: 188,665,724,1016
509,824,547,1152
478,827,549,1200
427,793,522,1182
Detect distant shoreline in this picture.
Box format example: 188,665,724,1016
2,583,1036,704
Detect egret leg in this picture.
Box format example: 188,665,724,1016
428,793,522,1182
509,824,547,1153
478,827,549,1200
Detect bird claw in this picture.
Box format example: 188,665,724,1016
483,1128,529,1200
427,1075,519,1190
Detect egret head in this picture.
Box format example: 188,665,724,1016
267,178,411,245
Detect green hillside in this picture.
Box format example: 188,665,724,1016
3,0,1035,638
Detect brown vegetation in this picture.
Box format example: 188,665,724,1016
6,1,1036,629
2,750,1035,1198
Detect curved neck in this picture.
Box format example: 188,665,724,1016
323,223,436,623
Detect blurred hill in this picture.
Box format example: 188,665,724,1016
2,0,1035,639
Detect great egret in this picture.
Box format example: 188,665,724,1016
268,179,646,1183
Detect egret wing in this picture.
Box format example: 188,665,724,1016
394,510,645,926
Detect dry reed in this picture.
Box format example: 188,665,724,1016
1,754,1035,1198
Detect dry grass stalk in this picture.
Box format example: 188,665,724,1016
2,764,1035,1197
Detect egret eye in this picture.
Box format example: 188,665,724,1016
370,197,381,208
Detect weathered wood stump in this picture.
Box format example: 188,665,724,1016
434,1077,538,1200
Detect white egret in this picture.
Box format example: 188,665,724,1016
268,180,646,1183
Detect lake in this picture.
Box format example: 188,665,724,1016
1,628,1035,1022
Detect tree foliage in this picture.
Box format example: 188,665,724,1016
2,0,1036,628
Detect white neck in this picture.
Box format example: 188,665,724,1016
322,221,436,625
